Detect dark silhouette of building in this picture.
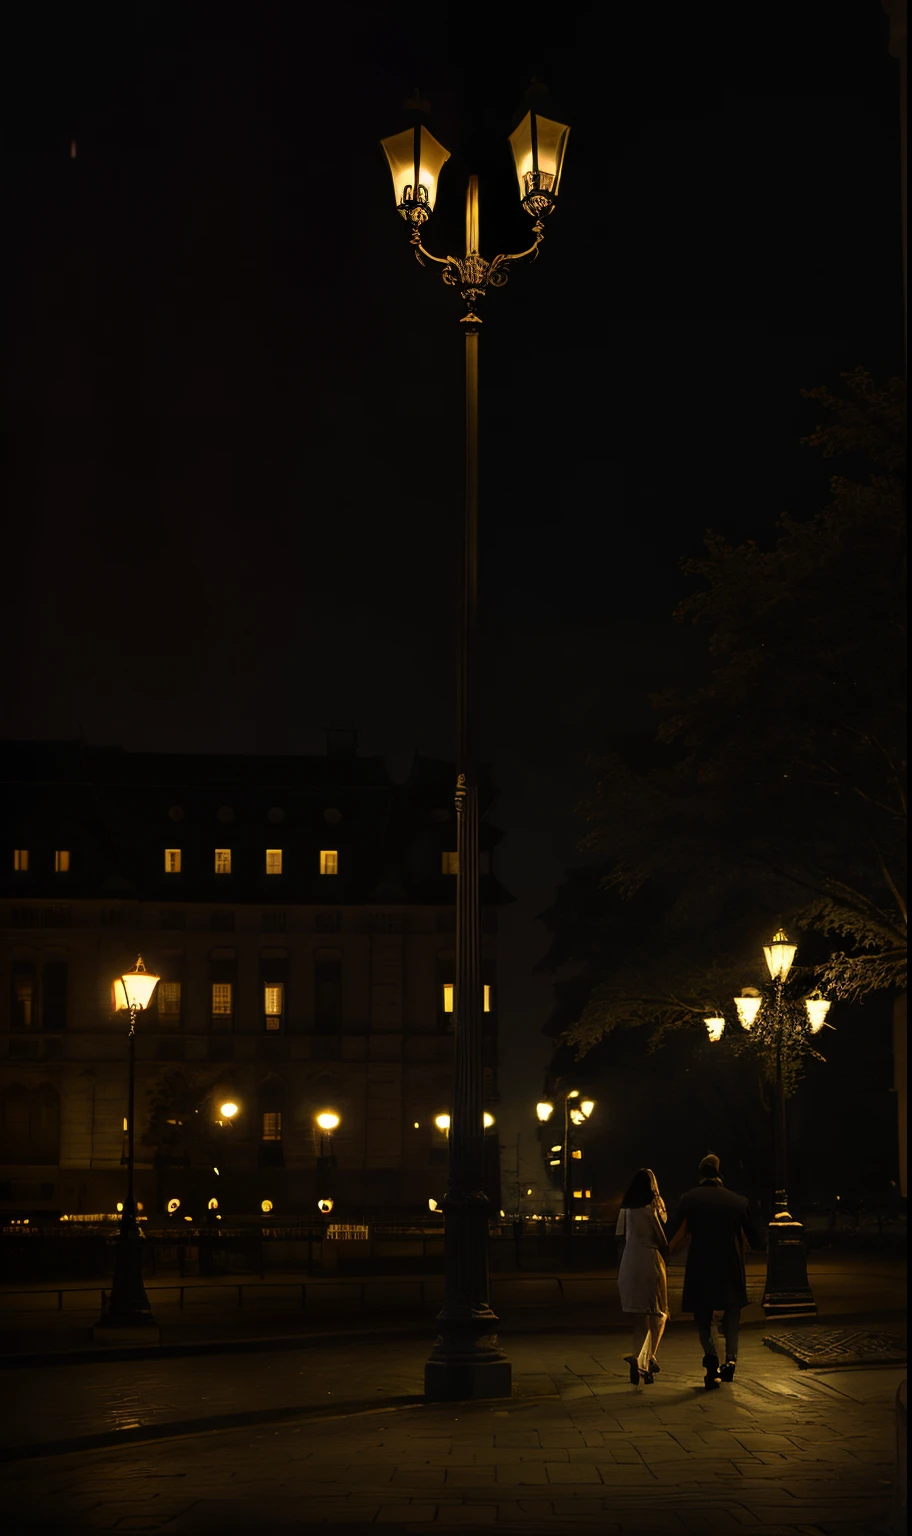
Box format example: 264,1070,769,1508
0,736,507,1219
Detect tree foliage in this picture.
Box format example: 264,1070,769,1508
541,371,906,1084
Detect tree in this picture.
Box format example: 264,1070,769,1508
542,371,906,1090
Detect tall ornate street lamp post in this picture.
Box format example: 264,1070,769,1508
706,928,833,1319
536,1091,595,1238
381,84,570,1402
98,956,160,1332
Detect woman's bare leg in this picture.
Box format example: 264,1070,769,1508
647,1310,667,1363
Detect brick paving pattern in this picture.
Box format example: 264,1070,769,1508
1,1330,904,1535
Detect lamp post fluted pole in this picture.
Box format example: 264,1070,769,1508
381,86,570,1401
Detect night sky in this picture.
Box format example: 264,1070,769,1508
1,2,904,1187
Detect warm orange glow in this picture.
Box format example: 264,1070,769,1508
261,1199,273,1213
264,984,283,1029
13,849,28,871
208,1198,218,1210
381,122,451,218
262,1112,282,1141
265,849,283,875
316,1111,340,1132
219,1101,239,1119
734,989,762,1030
508,108,570,205
164,848,181,873
320,849,339,875
120,956,160,1011
212,983,232,1016
764,928,798,983
536,1102,554,1122
318,1197,334,1213
215,848,232,875
434,1113,450,1132
483,1112,495,1128
167,1199,180,1213
55,849,70,872
483,984,492,1012
704,1017,726,1042
805,995,832,1033
442,851,458,875
571,1149,582,1160
442,983,454,1013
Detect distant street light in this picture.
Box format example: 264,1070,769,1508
535,1089,595,1236
99,957,160,1332
708,928,834,1318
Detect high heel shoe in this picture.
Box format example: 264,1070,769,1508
641,1365,655,1384
648,1359,661,1374
623,1355,640,1385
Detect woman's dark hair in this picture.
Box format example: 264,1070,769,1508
621,1169,655,1208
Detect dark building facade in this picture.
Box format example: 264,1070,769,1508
0,737,507,1220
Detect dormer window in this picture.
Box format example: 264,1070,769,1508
320,850,339,875
214,849,232,875
164,849,181,874
55,850,70,873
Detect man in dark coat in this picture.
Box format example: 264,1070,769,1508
668,1153,764,1388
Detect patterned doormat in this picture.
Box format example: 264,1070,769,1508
762,1324,907,1368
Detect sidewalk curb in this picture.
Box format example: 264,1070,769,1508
0,1393,428,1463
0,1307,903,1370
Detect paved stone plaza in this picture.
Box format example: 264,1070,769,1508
2,1327,904,1536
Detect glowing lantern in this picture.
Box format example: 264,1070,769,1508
483,1112,495,1129
261,1199,273,1214
318,1198,334,1214
381,94,451,227
316,1111,340,1132
434,1114,451,1132
704,1017,726,1043
763,928,797,983
508,84,570,217
805,995,832,1033
116,956,160,1012
219,1101,239,1119
428,1198,439,1212
536,1102,554,1122
734,988,763,1030
580,1100,595,1118
167,1198,180,1214
208,1198,218,1210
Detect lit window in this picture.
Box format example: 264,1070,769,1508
266,849,283,875
55,850,70,873
214,849,232,875
264,983,284,1031
573,1190,583,1199
262,1111,282,1141
158,982,181,1016
320,849,339,876
585,1190,591,1198
211,983,233,1016
14,850,28,872
483,984,492,1012
164,849,182,874
442,851,458,875
442,983,454,1013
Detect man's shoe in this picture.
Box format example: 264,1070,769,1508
702,1354,721,1390
720,1359,737,1383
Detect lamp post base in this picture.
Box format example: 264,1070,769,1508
761,1213,817,1319
100,1217,157,1331
425,1318,512,1401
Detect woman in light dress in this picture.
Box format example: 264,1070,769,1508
615,1167,669,1384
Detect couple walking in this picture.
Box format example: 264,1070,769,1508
616,1153,763,1388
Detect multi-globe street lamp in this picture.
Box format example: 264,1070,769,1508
536,1091,595,1236
99,956,160,1331
705,928,833,1318
381,82,570,1402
